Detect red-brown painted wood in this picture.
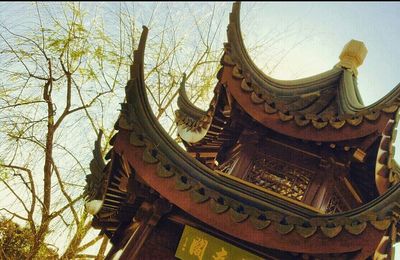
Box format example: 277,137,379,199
113,130,384,258
222,66,391,142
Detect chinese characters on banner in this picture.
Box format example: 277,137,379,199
175,225,264,260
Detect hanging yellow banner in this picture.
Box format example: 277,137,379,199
175,225,264,260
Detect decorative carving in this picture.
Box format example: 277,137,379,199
353,148,366,162
337,39,368,76
246,154,312,201
325,192,346,214
218,155,239,174
85,130,107,201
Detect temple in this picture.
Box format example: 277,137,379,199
84,3,400,260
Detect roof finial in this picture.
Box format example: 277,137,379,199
130,26,149,80
337,39,368,77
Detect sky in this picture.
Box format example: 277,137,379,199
0,1,400,256
241,2,400,105
1,2,399,104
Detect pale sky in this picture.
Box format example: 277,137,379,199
1,1,400,256
1,2,399,104
241,2,400,105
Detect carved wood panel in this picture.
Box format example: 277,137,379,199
325,191,347,214
245,153,313,202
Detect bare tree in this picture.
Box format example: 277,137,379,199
0,2,310,258
0,2,124,258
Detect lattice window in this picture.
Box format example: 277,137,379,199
246,154,312,201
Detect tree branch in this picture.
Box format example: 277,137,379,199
76,236,102,253
50,194,84,220
51,159,80,225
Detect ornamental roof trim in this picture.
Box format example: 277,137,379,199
176,2,400,141
84,25,400,228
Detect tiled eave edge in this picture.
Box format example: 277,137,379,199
175,70,230,146
222,50,399,131
120,100,400,239
111,26,400,244
117,94,398,255
376,114,400,194
222,64,393,142
226,2,400,131
114,127,386,255
175,73,212,134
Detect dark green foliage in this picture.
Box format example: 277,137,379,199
0,218,58,259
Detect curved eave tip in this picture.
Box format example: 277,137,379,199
180,73,187,89
232,1,240,12
131,26,149,79
230,2,241,23
138,26,149,51
178,73,188,99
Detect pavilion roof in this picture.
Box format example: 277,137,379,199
176,2,400,143
84,23,400,254
84,3,400,257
